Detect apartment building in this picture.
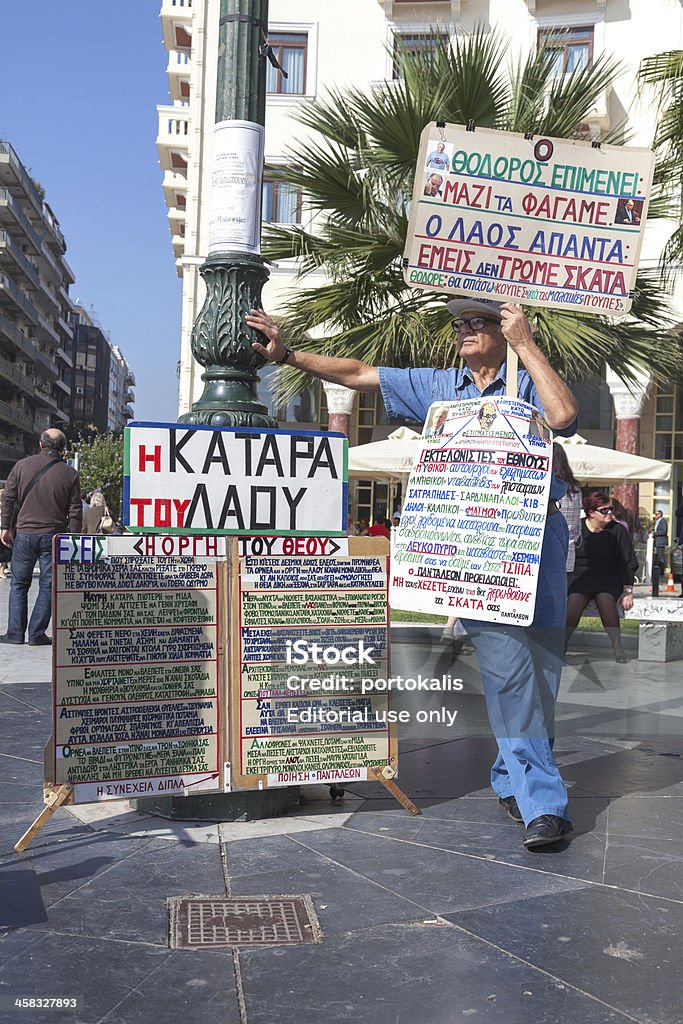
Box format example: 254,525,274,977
0,141,75,481
157,0,683,524
109,346,136,435
69,308,136,437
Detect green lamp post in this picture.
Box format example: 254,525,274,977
179,0,276,428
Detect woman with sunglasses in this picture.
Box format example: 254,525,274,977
565,491,639,664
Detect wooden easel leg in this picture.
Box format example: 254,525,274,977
14,784,73,853
370,767,420,816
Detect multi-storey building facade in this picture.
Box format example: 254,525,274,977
0,141,75,481
109,346,136,435
68,308,136,437
158,0,683,526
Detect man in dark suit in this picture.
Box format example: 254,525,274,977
653,510,668,573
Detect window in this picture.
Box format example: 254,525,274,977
266,34,307,95
393,32,449,79
538,26,593,75
262,178,301,224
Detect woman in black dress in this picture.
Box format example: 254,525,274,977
565,491,638,664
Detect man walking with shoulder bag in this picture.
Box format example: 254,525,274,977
0,429,82,646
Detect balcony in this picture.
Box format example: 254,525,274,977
0,310,55,377
162,171,188,213
160,0,193,54
0,351,35,399
33,382,61,414
54,377,71,396
168,205,186,233
167,49,191,102
156,107,190,175
0,229,41,288
0,188,43,253
0,271,39,323
35,278,61,318
56,345,73,368
36,313,60,345
0,440,25,463
57,316,73,341
172,233,185,259
124,369,136,386
124,387,135,404
0,142,44,216
0,399,34,433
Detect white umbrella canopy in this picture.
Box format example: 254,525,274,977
554,434,671,484
348,428,671,485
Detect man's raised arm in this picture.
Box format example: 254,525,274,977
246,309,380,393
499,304,578,431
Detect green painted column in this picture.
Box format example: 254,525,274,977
162,0,298,821
179,0,275,428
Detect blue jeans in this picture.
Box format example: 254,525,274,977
6,533,55,642
461,512,569,826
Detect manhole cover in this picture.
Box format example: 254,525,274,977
169,894,321,949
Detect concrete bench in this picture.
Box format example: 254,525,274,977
626,599,683,662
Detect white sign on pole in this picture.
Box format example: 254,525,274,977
208,119,265,255
124,422,348,536
404,122,655,316
390,397,552,626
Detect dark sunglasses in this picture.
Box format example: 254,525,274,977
596,506,614,515
453,317,500,332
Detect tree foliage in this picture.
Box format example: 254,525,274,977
263,28,682,402
72,434,124,522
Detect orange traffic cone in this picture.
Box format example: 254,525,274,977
666,572,675,593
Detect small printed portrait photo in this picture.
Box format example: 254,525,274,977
425,405,450,437
614,197,644,225
477,401,498,431
527,408,550,439
423,172,444,198
425,140,452,173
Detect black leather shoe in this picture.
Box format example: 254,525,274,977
498,796,523,823
28,636,52,647
523,815,573,848
0,635,24,644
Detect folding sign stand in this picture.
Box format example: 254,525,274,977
14,783,73,853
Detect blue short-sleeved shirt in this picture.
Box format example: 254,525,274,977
378,362,578,501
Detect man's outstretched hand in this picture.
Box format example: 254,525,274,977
246,308,287,363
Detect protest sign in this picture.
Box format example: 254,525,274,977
390,397,552,626
124,422,347,535
404,122,655,315
52,536,222,803
229,538,395,789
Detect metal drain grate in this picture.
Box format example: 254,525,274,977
169,894,321,949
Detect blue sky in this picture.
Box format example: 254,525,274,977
0,1,180,422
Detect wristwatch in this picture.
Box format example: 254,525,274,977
623,588,633,594
277,347,294,365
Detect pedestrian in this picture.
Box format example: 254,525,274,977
652,510,668,573
0,486,10,578
83,489,107,534
552,443,582,574
246,299,578,849
0,429,82,646
564,492,638,664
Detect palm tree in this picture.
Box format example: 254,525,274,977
639,49,683,279
264,28,681,402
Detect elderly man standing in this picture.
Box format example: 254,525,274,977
246,299,578,849
0,429,81,646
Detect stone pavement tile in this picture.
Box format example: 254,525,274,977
603,836,682,901
448,887,681,1024
604,796,683,842
16,837,226,946
0,932,173,1024
0,802,91,858
237,921,623,1024
290,827,587,917
560,744,683,798
0,928,44,965
2,834,153,929
226,834,424,935
345,804,607,884
101,949,239,1024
